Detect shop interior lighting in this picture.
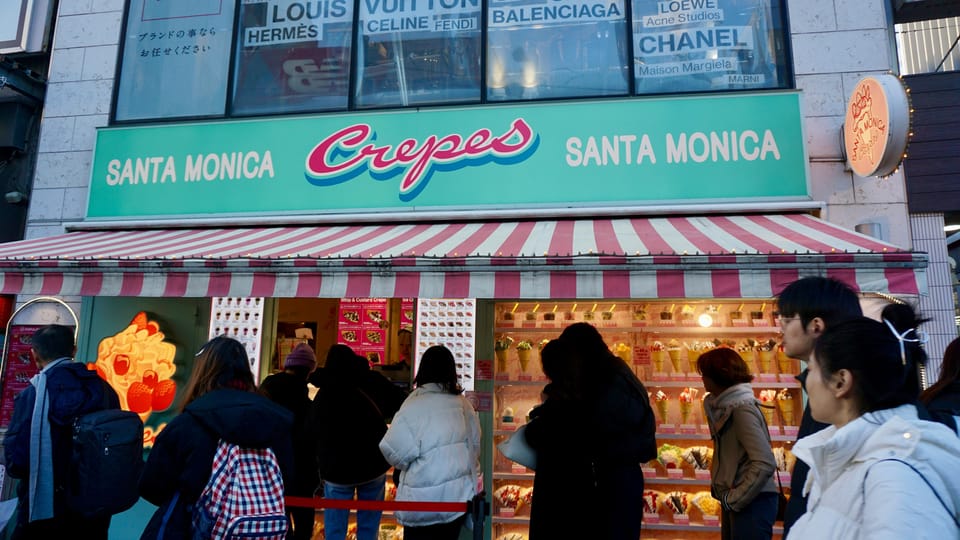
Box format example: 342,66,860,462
698,313,713,328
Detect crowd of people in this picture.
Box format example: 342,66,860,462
3,274,960,539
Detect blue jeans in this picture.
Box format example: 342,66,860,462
323,474,386,540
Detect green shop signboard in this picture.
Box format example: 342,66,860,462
87,92,808,220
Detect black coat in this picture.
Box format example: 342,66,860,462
260,371,318,495
4,360,120,529
308,371,393,485
586,364,656,540
524,397,597,540
139,389,294,539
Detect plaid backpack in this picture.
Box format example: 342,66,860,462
192,440,288,539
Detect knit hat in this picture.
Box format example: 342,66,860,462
284,343,316,370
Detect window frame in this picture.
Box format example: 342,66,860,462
110,0,794,125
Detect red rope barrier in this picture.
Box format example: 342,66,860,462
285,496,469,513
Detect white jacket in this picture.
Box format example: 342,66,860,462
379,384,481,526
787,404,960,540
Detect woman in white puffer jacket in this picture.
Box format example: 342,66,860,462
786,317,960,539
379,345,481,540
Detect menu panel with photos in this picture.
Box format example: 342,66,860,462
0,325,47,427
209,297,265,380
415,299,477,391
338,298,388,364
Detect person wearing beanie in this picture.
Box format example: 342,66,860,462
261,342,318,540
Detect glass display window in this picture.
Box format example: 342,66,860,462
486,0,630,101
231,0,355,114
355,0,482,107
631,0,790,95
115,1,236,121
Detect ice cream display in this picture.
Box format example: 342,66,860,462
759,390,777,426
692,491,721,517
682,446,713,471
777,388,794,425
657,444,684,469
497,533,527,540
643,490,665,513
494,484,522,509
650,341,667,372
516,340,533,372
518,486,533,511
611,342,632,363
686,341,710,367
773,446,797,474
737,339,757,372
654,390,670,422
662,491,690,515
679,387,699,424
495,336,513,373
667,338,683,372
680,304,696,325
777,343,793,374
757,339,776,372
502,406,515,424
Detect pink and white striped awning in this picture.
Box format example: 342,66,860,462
0,214,926,299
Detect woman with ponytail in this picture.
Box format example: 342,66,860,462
785,317,960,539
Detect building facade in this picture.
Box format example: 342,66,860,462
0,0,953,538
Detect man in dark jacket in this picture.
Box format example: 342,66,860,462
776,277,862,535
4,324,121,540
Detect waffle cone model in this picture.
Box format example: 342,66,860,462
517,349,531,372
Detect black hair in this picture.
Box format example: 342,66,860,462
540,339,581,401
324,344,364,383
776,276,862,328
880,302,930,402
31,325,75,362
696,347,754,389
921,337,960,405
558,322,645,397
814,317,911,414
415,345,462,395
181,336,256,411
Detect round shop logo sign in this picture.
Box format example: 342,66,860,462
303,118,540,201
843,74,911,178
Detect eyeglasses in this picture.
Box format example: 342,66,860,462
776,314,801,326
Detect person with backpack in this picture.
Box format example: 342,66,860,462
139,336,294,540
785,317,960,538
261,343,320,540
4,324,122,540
307,345,398,540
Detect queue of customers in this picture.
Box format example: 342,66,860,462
4,276,960,540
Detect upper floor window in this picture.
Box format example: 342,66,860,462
112,0,791,122
355,0,482,107
232,0,355,114
631,0,789,94
486,0,630,101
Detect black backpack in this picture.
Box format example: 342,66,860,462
68,408,145,518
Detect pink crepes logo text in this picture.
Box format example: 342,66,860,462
304,118,539,201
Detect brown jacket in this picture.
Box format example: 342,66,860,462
704,383,777,511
